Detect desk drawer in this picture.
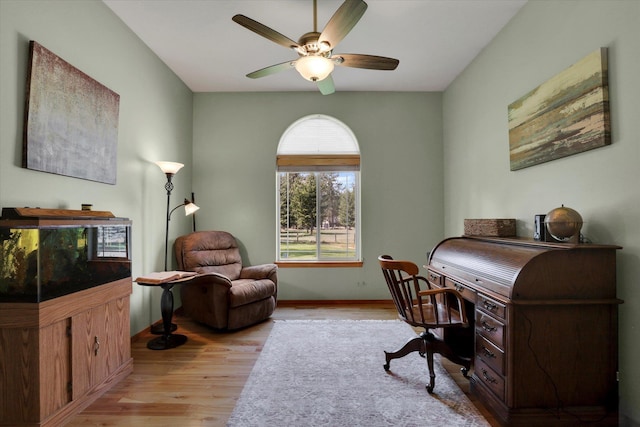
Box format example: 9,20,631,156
427,270,442,288
476,311,505,349
475,357,505,402
477,293,506,320
476,333,505,375
444,277,476,303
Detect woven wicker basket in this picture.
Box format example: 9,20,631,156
464,219,516,237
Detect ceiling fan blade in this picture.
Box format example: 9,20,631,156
316,74,335,95
318,0,367,51
334,53,399,70
246,61,296,79
232,14,299,50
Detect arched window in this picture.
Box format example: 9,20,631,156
276,114,361,267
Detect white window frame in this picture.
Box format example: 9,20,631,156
276,115,362,267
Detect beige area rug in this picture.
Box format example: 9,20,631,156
227,319,490,427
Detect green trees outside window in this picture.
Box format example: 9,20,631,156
279,171,357,260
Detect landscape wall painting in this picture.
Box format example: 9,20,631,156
508,48,609,171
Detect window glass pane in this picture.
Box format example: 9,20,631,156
279,171,358,261
279,172,317,260
319,172,357,259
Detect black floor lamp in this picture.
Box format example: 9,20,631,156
151,161,199,346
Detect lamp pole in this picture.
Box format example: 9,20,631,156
155,161,184,271
163,172,175,271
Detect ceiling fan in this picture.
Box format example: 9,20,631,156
232,0,399,95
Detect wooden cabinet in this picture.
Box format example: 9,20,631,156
427,236,621,426
0,209,133,426
0,278,132,426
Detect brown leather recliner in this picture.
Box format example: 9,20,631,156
174,231,277,330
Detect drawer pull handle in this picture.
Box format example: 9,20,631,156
481,346,496,358
483,301,497,311
481,368,498,384
94,336,100,356
455,284,464,292
481,321,497,332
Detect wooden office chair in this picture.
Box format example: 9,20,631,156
379,255,471,393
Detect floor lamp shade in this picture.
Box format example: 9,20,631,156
155,161,184,175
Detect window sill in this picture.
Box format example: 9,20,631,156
275,261,363,268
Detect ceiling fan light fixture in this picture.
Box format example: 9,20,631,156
295,55,334,82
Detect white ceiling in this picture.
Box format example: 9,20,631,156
103,0,527,93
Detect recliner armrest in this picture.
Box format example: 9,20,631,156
190,271,233,288
239,264,278,283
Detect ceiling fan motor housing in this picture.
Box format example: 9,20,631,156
296,32,332,56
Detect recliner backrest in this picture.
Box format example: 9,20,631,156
174,231,243,280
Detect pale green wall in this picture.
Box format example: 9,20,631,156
0,0,195,335
442,1,639,424
192,92,444,300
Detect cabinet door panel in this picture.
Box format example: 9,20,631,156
0,326,40,422
103,297,130,377
39,319,72,418
72,307,106,399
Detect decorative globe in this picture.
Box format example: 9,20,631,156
544,205,583,241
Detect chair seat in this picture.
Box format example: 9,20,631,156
405,303,466,328
229,279,277,308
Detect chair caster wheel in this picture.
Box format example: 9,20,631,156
461,367,469,378
426,385,434,394
383,363,390,371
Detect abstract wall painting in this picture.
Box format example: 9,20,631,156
508,48,610,171
23,41,120,184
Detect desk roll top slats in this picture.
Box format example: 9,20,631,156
427,236,621,426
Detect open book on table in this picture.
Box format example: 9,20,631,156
135,270,198,285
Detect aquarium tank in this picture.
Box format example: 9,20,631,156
0,208,131,303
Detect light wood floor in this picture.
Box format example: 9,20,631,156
67,302,499,426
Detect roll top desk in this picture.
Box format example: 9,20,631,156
426,236,621,426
